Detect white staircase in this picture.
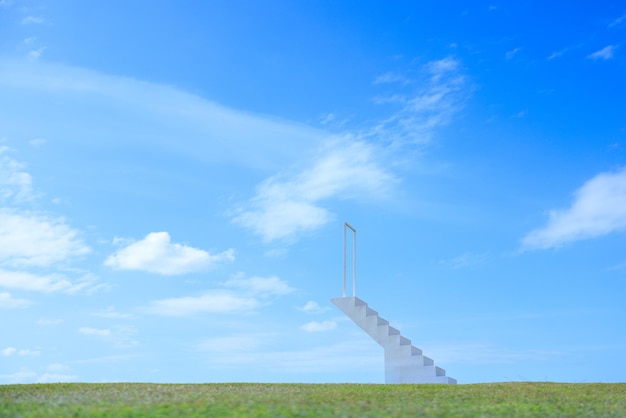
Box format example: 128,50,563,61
331,296,457,384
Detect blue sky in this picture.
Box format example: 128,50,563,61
1,0,625,384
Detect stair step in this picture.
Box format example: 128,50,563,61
388,326,400,335
377,317,389,326
422,356,434,366
365,307,377,316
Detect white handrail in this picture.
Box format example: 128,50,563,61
343,222,356,297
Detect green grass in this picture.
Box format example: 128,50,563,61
1,382,625,417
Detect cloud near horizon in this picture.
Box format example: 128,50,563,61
522,167,626,250
105,232,234,275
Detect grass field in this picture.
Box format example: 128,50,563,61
1,382,625,417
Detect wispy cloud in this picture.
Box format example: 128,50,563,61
104,232,234,275
36,373,78,383
506,47,521,60
21,16,44,25
368,57,467,147
548,50,566,60
0,370,37,384
223,274,293,296
0,364,78,384
439,253,488,269
0,269,100,293
91,306,132,319
78,327,111,337
522,167,626,250
0,292,32,308
144,273,292,316
587,45,617,60
609,13,626,28
0,59,325,172
143,291,259,316
319,112,336,125
196,334,271,353
28,47,45,61
428,342,565,365
300,320,337,333
2,347,40,356
233,138,395,243
373,72,411,85
79,326,138,348
233,57,467,244
196,338,381,378
0,146,34,203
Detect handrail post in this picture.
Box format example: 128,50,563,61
344,222,356,297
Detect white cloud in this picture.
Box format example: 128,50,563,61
0,370,37,384
2,347,16,356
0,269,99,293
143,291,259,316
0,146,33,203
224,274,293,296
233,138,395,242
104,232,234,275
522,167,626,250
300,320,337,333
0,209,90,267
297,301,331,314
0,291,32,308
587,45,616,60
